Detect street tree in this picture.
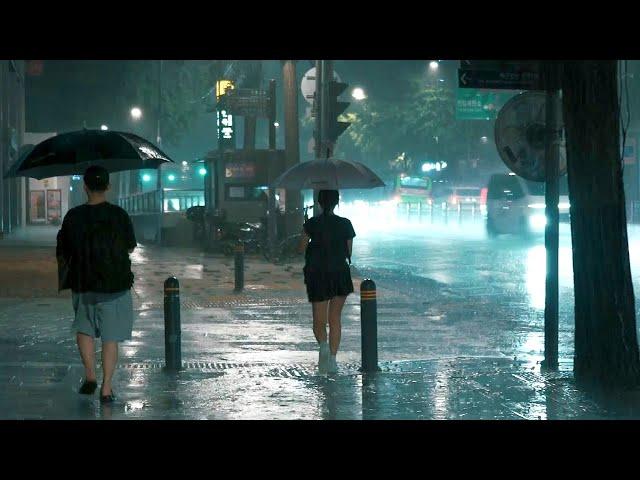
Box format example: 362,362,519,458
561,60,640,389
121,60,227,146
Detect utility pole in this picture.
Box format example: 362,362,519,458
282,60,302,236
156,59,163,246
542,62,560,371
267,79,278,252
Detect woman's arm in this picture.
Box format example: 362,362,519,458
346,239,353,257
297,231,310,254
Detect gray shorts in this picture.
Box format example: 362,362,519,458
72,290,134,342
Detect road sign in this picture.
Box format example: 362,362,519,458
456,89,518,120
221,88,271,117
301,67,340,104
460,60,539,72
459,69,541,90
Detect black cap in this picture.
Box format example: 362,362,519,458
83,165,109,192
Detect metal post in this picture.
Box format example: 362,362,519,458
0,62,6,236
360,279,380,372
267,184,277,257
156,59,163,246
268,79,276,150
321,60,334,159
234,241,245,292
314,60,324,159
156,165,163,245
543,86,560,371
282,60,302,238
164,276,182,371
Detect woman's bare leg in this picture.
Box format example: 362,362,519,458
312,301,329,343
328,296,347,355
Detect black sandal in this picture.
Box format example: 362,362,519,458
79,380,98,395
100,391,116,404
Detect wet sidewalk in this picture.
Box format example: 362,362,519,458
1,240,640,419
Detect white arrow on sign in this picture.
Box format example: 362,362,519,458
460,72,468,86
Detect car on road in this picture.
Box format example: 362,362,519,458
432,185,484,212
486,173,570,237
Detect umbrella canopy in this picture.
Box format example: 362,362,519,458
4,130,174,180
271,158,385,190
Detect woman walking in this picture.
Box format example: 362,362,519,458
299,190,356,373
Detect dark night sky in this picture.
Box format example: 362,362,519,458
24,60,442,162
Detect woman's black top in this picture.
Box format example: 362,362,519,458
303,213,356,272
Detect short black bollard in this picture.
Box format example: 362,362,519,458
360,279,380,372
234,241,244,292
164,276,182,371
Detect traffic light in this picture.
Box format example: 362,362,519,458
326,80,351,145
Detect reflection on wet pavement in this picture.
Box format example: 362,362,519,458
4,206,640,418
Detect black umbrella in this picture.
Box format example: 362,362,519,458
4,129,174,180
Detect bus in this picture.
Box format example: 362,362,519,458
393,175,432,204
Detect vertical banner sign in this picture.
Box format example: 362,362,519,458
217,108,235,150
216,80,236,150
216,80,236,151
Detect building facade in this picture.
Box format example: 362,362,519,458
0,60,26,236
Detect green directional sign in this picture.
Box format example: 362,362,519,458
456,89,518,120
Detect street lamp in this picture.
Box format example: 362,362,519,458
429,61,439,71
352,87,367,101
130,107,143,120
274,122,280,128
100,124,109,131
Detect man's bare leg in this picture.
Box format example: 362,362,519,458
76,333,97,383
101,341,118,397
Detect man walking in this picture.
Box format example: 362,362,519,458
56,166,137,404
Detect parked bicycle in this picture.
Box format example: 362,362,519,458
264,205,314,263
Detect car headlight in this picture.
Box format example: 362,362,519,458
528,213,547,229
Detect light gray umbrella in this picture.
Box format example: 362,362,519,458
271,158,385,190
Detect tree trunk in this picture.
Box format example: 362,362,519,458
561,60,640,389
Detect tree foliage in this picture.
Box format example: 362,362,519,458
340,76,487,177
121,60,227,146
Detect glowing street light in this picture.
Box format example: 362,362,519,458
182,161,188,166
130,107,143,120
274,122,280,128
429,61,439,71
481,136,489,144
199,167,207,176
167,174,176,181
142,173,151,182
352,87,367,101
100,125,109,131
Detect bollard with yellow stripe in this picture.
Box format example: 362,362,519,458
360,279,380,373
164,276,182,371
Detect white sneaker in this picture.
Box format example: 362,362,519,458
328,354,338,374
318,342,330,373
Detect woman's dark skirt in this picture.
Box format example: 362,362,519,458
303,266,354,303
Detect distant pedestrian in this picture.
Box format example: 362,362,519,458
56,166,137,404
298,190,356,374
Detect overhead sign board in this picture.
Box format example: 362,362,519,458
458,69,541,90
456,89,518,120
